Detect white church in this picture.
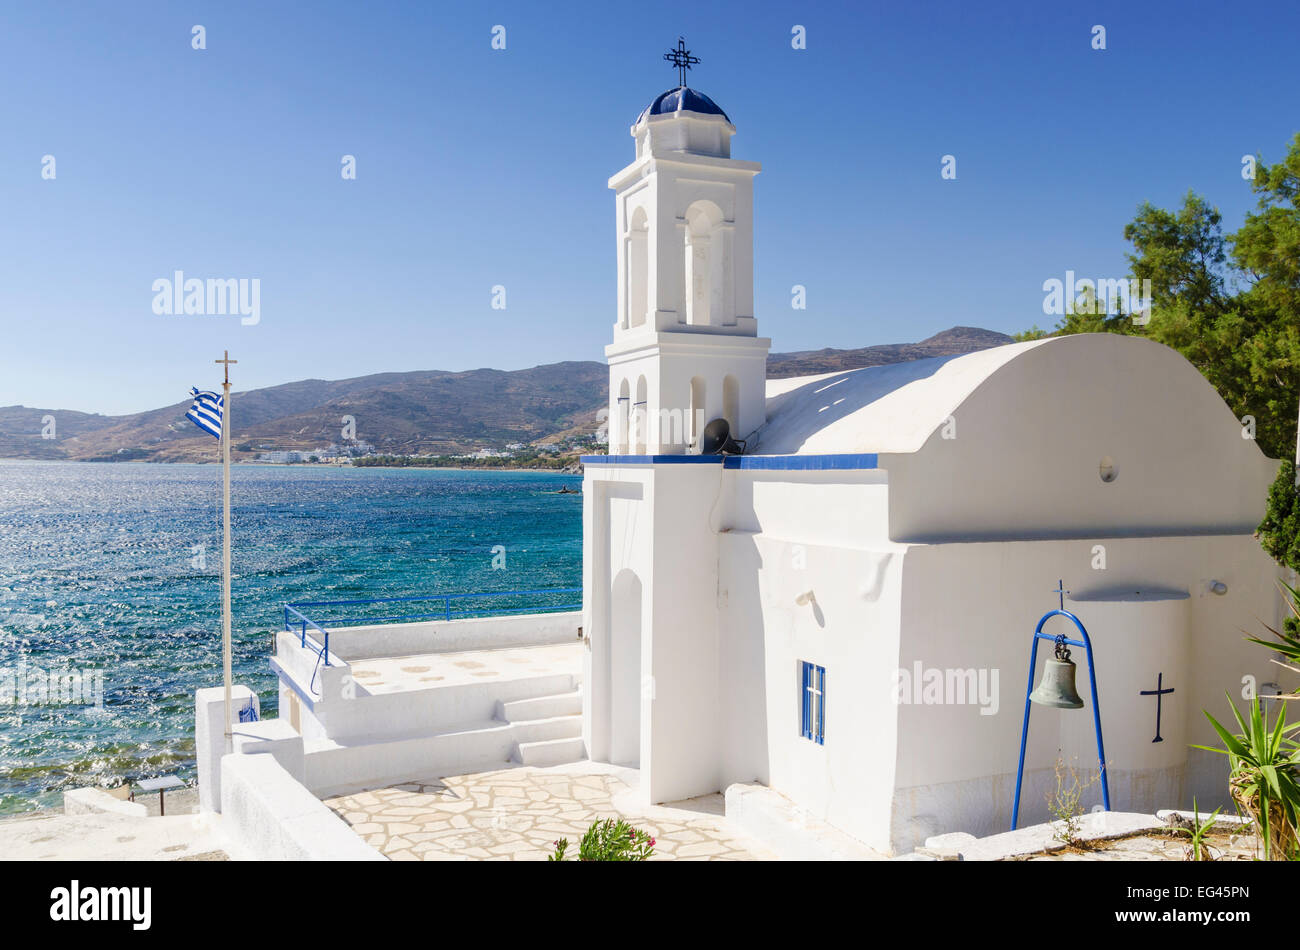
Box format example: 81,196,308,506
577,67,1290,854
208,50,1293,862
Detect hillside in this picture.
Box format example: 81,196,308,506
766,326,1013,378
0,327,1014,462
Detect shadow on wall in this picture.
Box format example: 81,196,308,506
717,509,772,789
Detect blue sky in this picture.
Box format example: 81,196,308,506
2,0,1297,415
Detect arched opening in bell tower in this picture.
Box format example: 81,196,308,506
689,376,706,450
616,378,630,454
626,207,649,329
683,200,725,327
633,375,648,454
723,374,740,436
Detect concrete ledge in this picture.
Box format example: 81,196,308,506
63,787,147,818
232,718,306,784
923,811,1167,861
1157,808,1253,832
325,610,583,661
304,719,519,797
220,753,386,861
724,783,883,860
195,684,259,813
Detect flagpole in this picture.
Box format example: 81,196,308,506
217,351,235,754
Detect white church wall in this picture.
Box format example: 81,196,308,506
881,334,1278,543
581,467,654,765
583,461,734,804
889,532,1288,853
643,463,726,802
716,470,906,852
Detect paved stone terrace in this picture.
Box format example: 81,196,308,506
347,642,581,695
324,761,777,861
0,809,227,861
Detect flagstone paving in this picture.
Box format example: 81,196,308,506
323,761,776,861
347,642,581,695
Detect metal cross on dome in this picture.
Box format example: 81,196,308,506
664,37,700,87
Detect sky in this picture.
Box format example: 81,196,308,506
1,0,1297,415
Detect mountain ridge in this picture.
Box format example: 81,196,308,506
0,327,1014,461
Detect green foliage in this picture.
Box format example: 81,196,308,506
1193,693,1300,860
1020,133,1300,461
1258,460,1300,569
1186,798,1222,862
548,818,655,861
1244,578,1300,666
1012,325,1050,342
1046,756,1099,847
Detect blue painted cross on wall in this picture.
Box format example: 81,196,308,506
1140,673,1175,743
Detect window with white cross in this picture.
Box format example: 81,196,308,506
800,661,825,744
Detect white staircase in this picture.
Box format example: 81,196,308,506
497,689,585,767
303,683,587,796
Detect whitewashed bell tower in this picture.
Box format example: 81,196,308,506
606,39,770,455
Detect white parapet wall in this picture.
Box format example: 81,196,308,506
220,752,386,861
322,610,583,661
63,787,148,818
195,684,260,813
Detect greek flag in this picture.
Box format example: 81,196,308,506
186,388,223,439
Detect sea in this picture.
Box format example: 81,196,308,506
0,460,582,814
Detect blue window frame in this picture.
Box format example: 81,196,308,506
800,661,825,744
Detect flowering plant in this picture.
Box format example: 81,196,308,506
548,818,656,861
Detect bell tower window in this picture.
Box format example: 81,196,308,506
684,200,725,327
633,375,648,454
689,377,706,450
723,375,739,436
626,207,649,329
616,379,631,454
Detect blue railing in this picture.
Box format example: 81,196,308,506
282,588,581,695
284,588,582,632
284,604,334,663
282,604,336,695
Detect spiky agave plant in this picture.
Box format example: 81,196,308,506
1185,798,1222,862
1244,580,1300,679
1193,693,1300,860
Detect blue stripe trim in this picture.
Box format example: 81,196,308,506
580,453,879,470
724,454,878,470
580,454,724,465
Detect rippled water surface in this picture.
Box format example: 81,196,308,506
0,460,581,813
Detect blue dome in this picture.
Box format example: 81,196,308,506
636,87,731,124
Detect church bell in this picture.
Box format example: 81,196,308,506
1030,636,1085,709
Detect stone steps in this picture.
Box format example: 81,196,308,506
510,713,583,744
499,688,586,767
515,736,587,768
497,689,582,722
304,685,588,794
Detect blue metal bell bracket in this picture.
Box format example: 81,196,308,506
1011,608,1112,830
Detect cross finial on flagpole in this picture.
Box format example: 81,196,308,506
215,350,237,386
